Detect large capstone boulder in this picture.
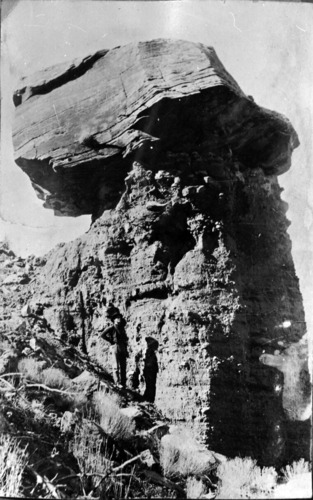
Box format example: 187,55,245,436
13,39,298,218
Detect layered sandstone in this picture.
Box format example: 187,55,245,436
11,40,310,466
13,39,297,218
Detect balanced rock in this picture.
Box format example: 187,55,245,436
11,39,309,467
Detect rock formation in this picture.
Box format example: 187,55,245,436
10,39,311,467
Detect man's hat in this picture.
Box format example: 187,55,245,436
111,312,123,320
106,302,120,317
145,337,159,349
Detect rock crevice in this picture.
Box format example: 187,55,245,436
13,49,109,105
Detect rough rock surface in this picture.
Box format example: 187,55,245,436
0,247,184,497
9,40,311,467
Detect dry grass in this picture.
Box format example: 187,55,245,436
71,424,134,499
71,424,112,477
0,434,28,497
159,426,214,478
108,469,135,500
17,357,41,381
93,391,135,442
30,398,48,422
17,358,71,390
65,391,89,412
40,367,71,389
215,456,277,499
281,458,311,480
186,476,208,498
274,460,312,499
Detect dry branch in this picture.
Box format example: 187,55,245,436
26,465,65,499
25,383,79,395
0,377,16,389
0,372,23,378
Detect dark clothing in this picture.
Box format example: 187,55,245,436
128,367,140,390
111,344,127,387
101,325,128,348
143,348,158,375
101,324,128,387
129,350,143,391
129,365,141,391
144,372,157,403
143,348,158,403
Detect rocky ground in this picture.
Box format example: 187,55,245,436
0,240,225,498
0,239,311,499
0,234,311,499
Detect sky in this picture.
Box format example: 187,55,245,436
1,0,312,338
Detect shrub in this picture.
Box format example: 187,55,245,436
93,391,135,442
160,426,214,478
109,469,135,500
281,458,311,480
0,434,28,497
17,357,41,381
20,398,46,423
40,367,71,389
71,424,134,499
71,424,112,476
186,476,208,498
65,391,88,412
17,359,71,390
273,459,312,499
215,456,277,499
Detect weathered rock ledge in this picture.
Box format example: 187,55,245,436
13,39,298,217
10,40,310,467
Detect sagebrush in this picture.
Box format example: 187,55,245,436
0,434,28,497
71,424,112,476
281,458,311,480
17,357,42,381
18,358,71,389
71,423,134,498
160,426,214,478
186,476,208,498
93,391,135,441
215,456,277,499
40,367,71,389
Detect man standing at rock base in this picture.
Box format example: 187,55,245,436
100,312,129,388
143,337,159,403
